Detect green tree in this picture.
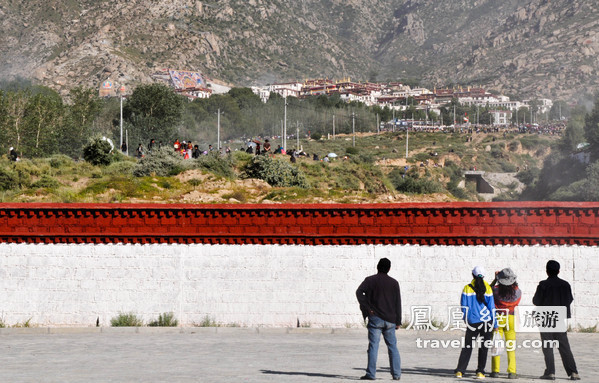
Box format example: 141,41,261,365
559,106,586,153
581,161,599,200
21,90,64,157
549,100,570,121
228,87,262,110
584,93,599,162
0,91,9,153
123,83,184,144
1,90,28,154
62,87,102,157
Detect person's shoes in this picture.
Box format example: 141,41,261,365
570,373,581,380
475,372,486,379
489,372,500,378
455,371,463,379
508,373,518,379
392,377,401,381
360,375,375,380
539,374,555,380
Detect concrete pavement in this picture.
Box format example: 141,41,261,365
0,328,596,382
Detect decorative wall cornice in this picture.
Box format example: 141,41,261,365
1,203,598,246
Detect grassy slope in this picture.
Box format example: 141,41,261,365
0,131,558,203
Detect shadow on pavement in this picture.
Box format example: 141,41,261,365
400,367,456,377
261,370,361,380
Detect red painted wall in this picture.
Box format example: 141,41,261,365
1,202,598,246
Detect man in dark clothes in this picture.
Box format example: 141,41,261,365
356,258,402,381
533,260,581,381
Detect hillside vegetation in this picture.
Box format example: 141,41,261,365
0,130,559,204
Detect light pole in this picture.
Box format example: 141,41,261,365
284,97,288,152
352,111,356,147
119,85,126,152
217,108,221,150
332,114,335,139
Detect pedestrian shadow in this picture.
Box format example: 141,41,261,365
399,367,455,377
261,370,361,380
352,367,456,378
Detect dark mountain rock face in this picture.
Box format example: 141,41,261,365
1,0,597,98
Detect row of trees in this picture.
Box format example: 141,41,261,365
521,95,599,201
1,80,398,159
0,78,578,160
0,85,101,158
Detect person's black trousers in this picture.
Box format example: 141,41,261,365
540,332,578,376
455,324,493,374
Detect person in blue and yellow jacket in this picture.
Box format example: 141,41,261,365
455,266,497,380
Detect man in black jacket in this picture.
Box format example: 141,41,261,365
533,260,580,381
356,258,402,381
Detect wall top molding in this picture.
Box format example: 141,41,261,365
1,203,598,246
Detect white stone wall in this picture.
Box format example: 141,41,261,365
0,243,597,328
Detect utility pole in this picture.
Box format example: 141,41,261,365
559,102,562,121
332,114,335,139
281,120,284,150
406,115,410,159
284,97,288,152
217,108,221,150
296,121,299,149
453,104,456,126
352,111,356,147
392,109,395,132
120,95,123,151
119,85,126,153
376,113,380,134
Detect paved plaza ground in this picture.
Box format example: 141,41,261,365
0,328,595,382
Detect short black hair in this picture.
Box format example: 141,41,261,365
377,258,391,273
546,260,560,276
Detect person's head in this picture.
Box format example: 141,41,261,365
194,145,198,149
377,258,391,274
546,260,560,277
471,266,486,303
496,267,518,299
497,267,517,286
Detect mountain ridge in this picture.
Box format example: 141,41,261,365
1,0,598,99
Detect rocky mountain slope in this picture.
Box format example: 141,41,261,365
1,0,598,99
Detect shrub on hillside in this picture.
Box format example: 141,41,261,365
49,154,73,168
0,168,18,191
310,132,322,140
133,147,189,177
83,136,113,166
388,169,443,194
516,167,540,186
345,147,359,155
394,176,444,194
242,156,309,188
31,175,61,189
103,161,136,176
194,152,235,179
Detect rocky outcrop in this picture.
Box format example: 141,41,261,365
1,0,598,99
